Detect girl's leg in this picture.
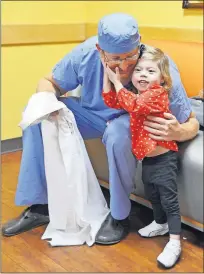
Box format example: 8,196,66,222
138,156,169,238
155,151,181,268
138,183,169,237
139,151,181,268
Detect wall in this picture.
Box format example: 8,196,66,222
86,1,203,29
2,1,87,24
1,1,87,140
1,1,203,140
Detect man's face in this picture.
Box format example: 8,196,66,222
100,46,140,85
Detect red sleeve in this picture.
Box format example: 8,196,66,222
117,85,169,114
102,87,123,110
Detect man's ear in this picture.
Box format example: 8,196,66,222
96,43,101,52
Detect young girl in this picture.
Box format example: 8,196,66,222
102,45,182,268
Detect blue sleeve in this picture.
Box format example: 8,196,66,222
52,44,83,91
168,57,192,123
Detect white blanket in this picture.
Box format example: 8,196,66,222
19,92,110,246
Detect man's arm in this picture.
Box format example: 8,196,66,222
36,42,85,97
177,112,199,141
36,73,67,97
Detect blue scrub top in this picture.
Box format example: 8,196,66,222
52,36,192,123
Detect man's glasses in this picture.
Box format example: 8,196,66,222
103,46,141,66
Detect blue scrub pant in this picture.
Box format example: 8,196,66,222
16,97,137,220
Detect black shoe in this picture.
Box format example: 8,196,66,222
2,207,49,237
95,213,130,245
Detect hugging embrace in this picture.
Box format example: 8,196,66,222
2,13,199,269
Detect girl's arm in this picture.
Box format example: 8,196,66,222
102,68,123,109
116,85,168,114
102,84,123,110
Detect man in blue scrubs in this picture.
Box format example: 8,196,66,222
2,13,199,244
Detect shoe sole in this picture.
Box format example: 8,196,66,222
95,230,129,245
138,230,169,238
157,255,181,269
2,221,49,237
95,239,121,245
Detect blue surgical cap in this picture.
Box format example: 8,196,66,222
98,13,140,54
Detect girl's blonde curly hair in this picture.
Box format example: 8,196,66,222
139,45,172,92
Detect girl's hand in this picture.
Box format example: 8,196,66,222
105,66,121,85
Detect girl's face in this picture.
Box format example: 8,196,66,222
131,58,163,93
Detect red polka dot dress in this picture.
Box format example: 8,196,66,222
102,84,178,160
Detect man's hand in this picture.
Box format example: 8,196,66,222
144,113,182,142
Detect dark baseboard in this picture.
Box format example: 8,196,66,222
1,137,22,154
